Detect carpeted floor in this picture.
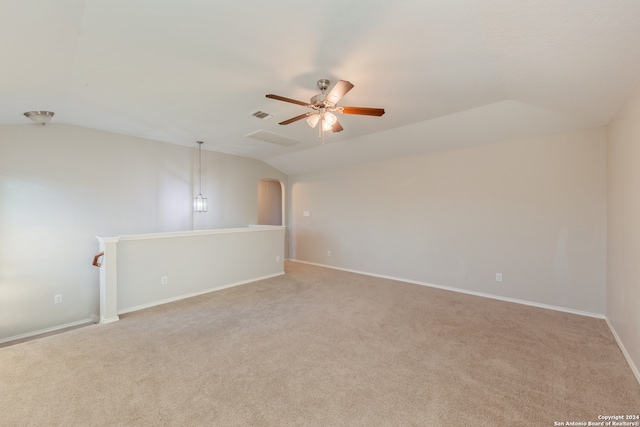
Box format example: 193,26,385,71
1,261,639,426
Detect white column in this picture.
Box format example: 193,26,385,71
97,236,120,324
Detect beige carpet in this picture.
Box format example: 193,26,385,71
1,261,638,426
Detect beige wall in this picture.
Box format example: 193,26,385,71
290,128,607,314
114,227,285,314
607,80,640,375
0,124,286,341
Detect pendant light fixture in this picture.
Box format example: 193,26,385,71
193,141,208,212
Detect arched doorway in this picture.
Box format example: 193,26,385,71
258,178,284,226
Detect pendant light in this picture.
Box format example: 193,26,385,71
193,141,208,212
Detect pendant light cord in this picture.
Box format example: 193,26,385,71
197,141,204,194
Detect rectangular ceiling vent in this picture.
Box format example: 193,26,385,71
252,111,273,120
245,130,301,147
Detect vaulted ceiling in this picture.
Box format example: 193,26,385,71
2,0,640,174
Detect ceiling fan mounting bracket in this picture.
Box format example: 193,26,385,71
317,79,330,92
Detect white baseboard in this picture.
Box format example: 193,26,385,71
605,317,640,385
0,318,94,345
118,272,286,315
289,259,605,319
2,273,287,341
100,316,120,324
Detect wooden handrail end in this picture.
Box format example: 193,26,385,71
92,251,104,267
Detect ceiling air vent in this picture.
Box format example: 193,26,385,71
252,111,273,120
245,130,301,147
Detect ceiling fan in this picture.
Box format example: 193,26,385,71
266,79,385,136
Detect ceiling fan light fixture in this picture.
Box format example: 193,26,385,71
306,114,320,128
324,112,337,125
24,111,54,126
266,79,385,138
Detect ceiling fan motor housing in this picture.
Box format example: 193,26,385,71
310,93,332,109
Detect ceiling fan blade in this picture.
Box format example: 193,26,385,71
279,112,313,125
340,106,385,116
331,120,344,133
325,80,354,105
266,94,310,107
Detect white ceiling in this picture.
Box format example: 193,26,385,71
2,0,640,174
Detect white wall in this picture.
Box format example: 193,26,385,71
108,227,285,314
289,128,607,314
607,80,640,376
0,124,286,341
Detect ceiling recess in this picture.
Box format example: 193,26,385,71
245,130,301,146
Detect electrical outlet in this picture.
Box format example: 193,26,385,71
327,250,331,257
276,256,281,262
496,273,503,282
54,294,63,304
161,276,168,285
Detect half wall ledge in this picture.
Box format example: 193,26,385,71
95,226,286,324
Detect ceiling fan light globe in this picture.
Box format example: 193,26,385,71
306,114,320,128
322,120,333,131
324,112,337,125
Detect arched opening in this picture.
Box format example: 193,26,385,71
258,178,284,226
